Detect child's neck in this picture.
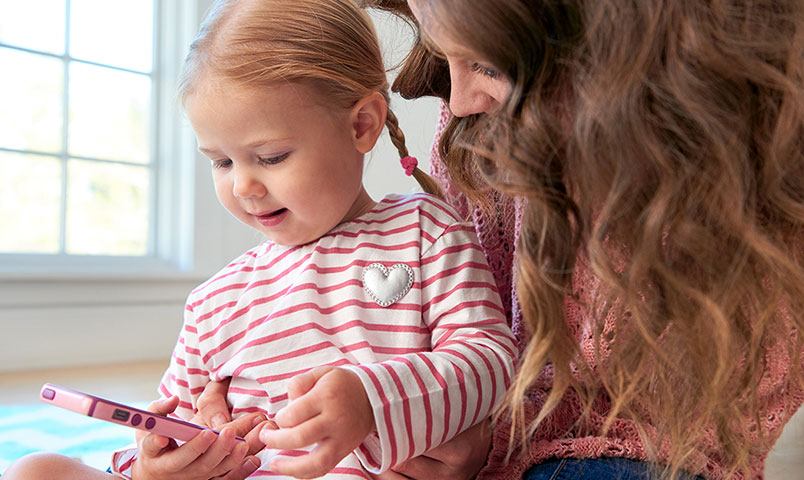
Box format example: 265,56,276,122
341,189,376,225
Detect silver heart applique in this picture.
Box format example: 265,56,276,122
362,263,414,307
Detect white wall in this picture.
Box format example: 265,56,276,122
0,3,439,373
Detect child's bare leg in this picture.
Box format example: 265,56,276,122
3,452,114,480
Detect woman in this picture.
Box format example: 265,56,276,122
192,0,804,478
371,0,803,479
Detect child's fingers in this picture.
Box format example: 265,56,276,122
135,396,181,445
195,427,246,476
270,438,342,479
287,366,334,401
259,414,326,450
273,394,320,429
223,412,266,438
145,395,180,415
216,455,261,480
196,379,233,429
244,419,275,455
138,432,173,457
150,429,217,472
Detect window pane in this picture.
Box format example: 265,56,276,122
0,0,65,55
66,159,149,256
68,63,151,164
0,152,62,254
70,0,153,72
0,48,63,153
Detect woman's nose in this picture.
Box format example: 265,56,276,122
448,66,496,117
232,164,266,198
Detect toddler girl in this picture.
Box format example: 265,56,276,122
111,0,517,478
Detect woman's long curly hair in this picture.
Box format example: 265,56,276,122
365,0,804,477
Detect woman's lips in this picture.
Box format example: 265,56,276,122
254,208,288,227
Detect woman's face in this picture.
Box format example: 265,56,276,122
408,0,511,117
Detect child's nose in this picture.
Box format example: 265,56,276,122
232,165,266,198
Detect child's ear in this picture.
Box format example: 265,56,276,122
350,92,387,154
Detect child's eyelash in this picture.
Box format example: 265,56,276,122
210,153,290,169
258,152,290,165
211,159,232,169
470,62,501,79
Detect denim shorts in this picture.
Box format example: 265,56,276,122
522,458,706,480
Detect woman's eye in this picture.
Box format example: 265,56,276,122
470,62,501,80
258,152,290,165
211,158,232,169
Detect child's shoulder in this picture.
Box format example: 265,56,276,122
188,241,274,298
377,192,465,225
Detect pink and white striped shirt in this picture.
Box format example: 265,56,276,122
112,193,517,479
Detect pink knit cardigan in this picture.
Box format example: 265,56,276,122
426,103,804,480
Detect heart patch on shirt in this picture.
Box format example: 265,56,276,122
362,263,414,307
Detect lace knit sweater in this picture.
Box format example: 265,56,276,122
427,103,804,480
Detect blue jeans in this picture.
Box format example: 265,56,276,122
522,458,706,480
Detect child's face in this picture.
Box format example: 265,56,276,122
186,81,373,246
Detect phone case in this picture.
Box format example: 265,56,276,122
40,383,214,442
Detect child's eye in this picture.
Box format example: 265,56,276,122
211,158,232,169
470,62,501,80
257,152,290,166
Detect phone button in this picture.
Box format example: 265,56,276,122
131,414,142,426
145,417,156,429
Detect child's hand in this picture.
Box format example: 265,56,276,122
192,376,278,457
195,377,233,429
131,396,260,480
259,366,374,478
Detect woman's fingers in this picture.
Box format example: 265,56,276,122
394,420,491,480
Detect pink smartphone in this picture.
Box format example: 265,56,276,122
40,383,228,442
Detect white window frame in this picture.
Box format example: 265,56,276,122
0,0,259,372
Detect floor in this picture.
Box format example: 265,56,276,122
1,361,803,479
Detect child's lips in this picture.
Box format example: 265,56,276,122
253,208,288,227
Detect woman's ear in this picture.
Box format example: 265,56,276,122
350,92,387,154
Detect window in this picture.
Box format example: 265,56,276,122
0,1,439,372
0,1,156,259
0,0,261,371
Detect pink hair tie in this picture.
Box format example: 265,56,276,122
400,156,418,176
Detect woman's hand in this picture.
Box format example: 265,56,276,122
259,366,375,478
369,419,492,480
130,396,261,480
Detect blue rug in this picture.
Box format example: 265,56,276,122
0,404,138,474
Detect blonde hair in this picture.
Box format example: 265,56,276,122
179,0,441,196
